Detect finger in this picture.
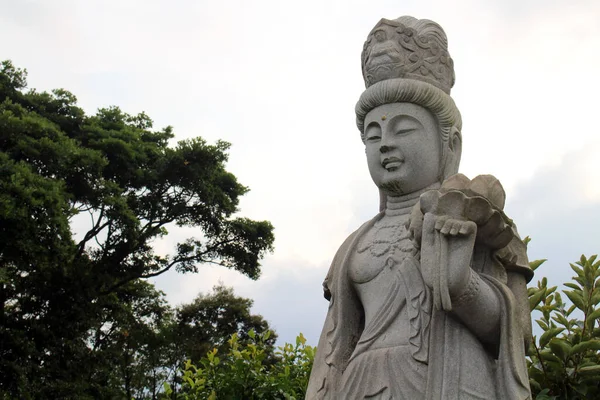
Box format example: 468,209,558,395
439,219,454,235
458,220,476,235
458,223,470,235
434,215,448,231
449,221,461,235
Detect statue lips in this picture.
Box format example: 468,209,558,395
382,156,403,171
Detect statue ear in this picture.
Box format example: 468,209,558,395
443,126,462,179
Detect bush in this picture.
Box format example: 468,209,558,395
527,255,600,399
165,331,314,400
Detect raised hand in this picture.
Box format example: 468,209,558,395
420,212,477,310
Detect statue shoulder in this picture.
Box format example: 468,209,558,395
322,214,383,300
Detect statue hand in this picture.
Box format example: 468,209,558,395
421,212,477,310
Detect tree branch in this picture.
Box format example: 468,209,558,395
99,255,196,296
97,237,234,296
76,205,108,257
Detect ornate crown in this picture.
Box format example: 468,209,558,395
361,18,455,94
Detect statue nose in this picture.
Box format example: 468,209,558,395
379,132,396,153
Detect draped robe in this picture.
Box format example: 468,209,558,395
306,212,532,400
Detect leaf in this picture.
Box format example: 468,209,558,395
554,292,563,306
538,350,562,363
573,382,590,397
565,283,581,290
578,365,600,375
540,327,565,348
536,320,549,331
584,260,594,283
296,333,306,347
571,340,600,355
529,259,547,271
163,382,173,396
551,314,570,329
565,290,586,311
591,290,600,306
529,289,546,311
588,308,600,322
548,338,572,361
184,375,195,388
529,378,542,392
571,263,584,277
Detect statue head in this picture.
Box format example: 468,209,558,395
356,16,462,201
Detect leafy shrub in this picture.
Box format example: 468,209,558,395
527,255,600,399
165,331,314,400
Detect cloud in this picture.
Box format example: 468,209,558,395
151,255,330,346
506,140,600,288
4,0,600,347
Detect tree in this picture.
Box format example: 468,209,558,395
0,60,274,399
84,280,175,399
527,255,600,399
164,284,278,396
175,284,277,363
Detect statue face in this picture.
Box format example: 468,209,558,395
364,103,441,195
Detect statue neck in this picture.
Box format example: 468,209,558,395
384,183,441,216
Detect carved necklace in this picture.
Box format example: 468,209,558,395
356,184,441,268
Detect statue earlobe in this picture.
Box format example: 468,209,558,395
443,126,462,179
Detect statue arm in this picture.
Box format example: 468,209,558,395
450,268,501,353
447,248,532,356
420,213,503,350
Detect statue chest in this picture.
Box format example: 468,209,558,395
349,214,417,284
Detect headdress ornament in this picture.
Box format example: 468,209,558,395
361,18,455,94
356,17,461,136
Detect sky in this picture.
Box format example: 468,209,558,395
2,0,600,346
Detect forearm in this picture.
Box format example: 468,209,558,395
450,270,501,352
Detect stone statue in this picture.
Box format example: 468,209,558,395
306,16,533,399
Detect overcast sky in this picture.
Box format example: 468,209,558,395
2,0,600,346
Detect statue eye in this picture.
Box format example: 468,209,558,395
365,124,381,142
396,128,417,136
391,118,421,136
374,30,386,42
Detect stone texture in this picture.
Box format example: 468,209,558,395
306,15,533,400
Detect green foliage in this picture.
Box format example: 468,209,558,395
173,285,277,368
0,60,274,399
527,255,600,399
167,331,315,400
